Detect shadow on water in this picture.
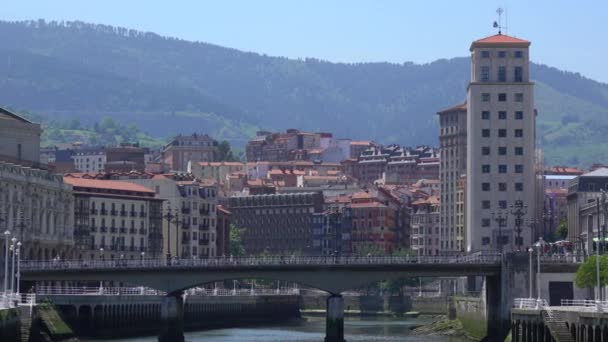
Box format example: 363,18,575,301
84,316,470,342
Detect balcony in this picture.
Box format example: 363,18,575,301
119,227,127,234
199,224,209,231
130,211,137,217
90,209,98,215
182,237,191,244
129,228,137,234
101,209,108,215
120,210,127,217
100,226,108,233
139,228,147,235
139,212,146,218
110,210,118,216
181,207,191,214
199,239,210,245
199,209,209,215
90,226,97,233
181,223,190,230
110,227,117,233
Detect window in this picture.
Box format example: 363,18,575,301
498,66,506,82
515,93,524,102
481,51,490,58
515,183,524,191
498,93,507,102
482,164,491,173
481,66,490,81
498,51,507,58
482,183,490,191
482,218,491,227
482,111,490,120
515,165,524,173
515,111,524,120
498,200,507,209
498,165,507,173
482,129,490,137
482,237,491,245
482,93,491,102
514,67,523,82
515,129,523,137
498,129,507,137
499,183,507,191
514,51,523,58
498,147,507,155
482,147,491,156
482,200,491,209
515,147,524,155
588,183,596,191
498,111,507,120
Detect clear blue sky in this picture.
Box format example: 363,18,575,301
4,0,607,83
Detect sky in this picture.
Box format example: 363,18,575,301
4,0,608,83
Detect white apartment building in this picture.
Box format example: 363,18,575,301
437,103,467,254
466,33,536,252
72,148,106,173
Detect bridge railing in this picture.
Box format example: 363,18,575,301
34,286,299,297
20,254,503,271
514,298,543,309
539,254,584,264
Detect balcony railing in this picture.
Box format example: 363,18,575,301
199,209,209,215
199,239,210,245
100,226,108,233
129,228,137,234
139,228,147,235
101,209,108,215
119,228,127,234
91,209,98,215
130,211,137,217
199,224,209,231
120,210,127,217
90,226,97,233
110,227,117,233
110,210,118,216
182,208,191,214
139,212,146,218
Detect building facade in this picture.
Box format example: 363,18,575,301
437,103,467,254
64,176,163,260
228,192,323,255
312,205,352,256
0,162,75,262
72,148,106,173
0,107,42,166
466,33,536,252
162,134,217,172
411,196,440,256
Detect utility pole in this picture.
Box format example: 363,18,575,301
162,208,175,261
510,200,527,251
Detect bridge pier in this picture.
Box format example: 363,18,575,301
325,294,345,342
158,292,184,342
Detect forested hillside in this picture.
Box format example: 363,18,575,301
0,20,607,166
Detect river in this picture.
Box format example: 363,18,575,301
84,316,470,342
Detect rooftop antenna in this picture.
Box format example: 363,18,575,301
493,7,504,34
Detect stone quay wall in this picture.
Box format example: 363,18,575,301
45,294,300,338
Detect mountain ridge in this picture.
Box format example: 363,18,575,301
0,19,607,167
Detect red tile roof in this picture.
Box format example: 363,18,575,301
64,176,155,194
471,34,530,50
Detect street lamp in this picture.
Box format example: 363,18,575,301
99,247,104,294
15,242,21,297
3,230,9,296
528,247,533,299
536,238,543,308
510,200,527,251
10,237,16,294
140,251,145,265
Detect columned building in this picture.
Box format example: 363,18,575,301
437,103,467,254
466,33,536,252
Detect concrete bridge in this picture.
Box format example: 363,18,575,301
20,253,534,342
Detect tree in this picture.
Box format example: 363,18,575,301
575,255,608,288
555,219,568,241
215,140,237,162
228,224,246,256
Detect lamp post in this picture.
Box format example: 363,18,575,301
3,231,9,296
15,242,21,297
528,247,533,299
510,200,527,251
536,237,543,308
99,247,104,294
9,237,16,294
140,251,145,266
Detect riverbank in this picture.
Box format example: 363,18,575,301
411,316,478,341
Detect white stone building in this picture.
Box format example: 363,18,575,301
466,33,536,252
72,148,106,173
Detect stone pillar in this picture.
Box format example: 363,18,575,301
485,274,508,341
325,294,345,342
159,292,185,342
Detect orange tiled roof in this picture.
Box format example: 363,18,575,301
471,34,530,50
64,176,155,194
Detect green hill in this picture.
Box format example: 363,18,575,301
0,20,606,167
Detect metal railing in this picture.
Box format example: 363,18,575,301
514,298,543,309
34,286,299,297
0,292,36,310
539,255,584,264
20,253,503,271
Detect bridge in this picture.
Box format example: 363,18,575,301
19,253,540,342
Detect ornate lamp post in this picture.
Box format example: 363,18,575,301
9,237,16,294
15,242,21,297
3,230,9,296
510,200,527,251
99,247,104,294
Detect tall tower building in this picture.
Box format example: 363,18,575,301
438,103,467,254
466,33,536,252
